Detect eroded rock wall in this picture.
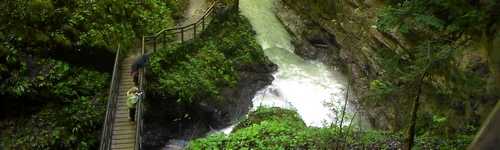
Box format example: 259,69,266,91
277,0,499,131
276,0,401,129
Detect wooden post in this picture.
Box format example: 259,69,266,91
194,24,197,39
142,36,145,55
163,33,166,48
202,16,205,31
153,38,157,52
181,28,184,43
235,0,239,10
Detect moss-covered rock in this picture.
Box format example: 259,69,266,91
234,107,304,131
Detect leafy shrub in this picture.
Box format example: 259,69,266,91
0,59,109,149
2,96,106,149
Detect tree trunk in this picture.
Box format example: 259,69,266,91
235,0,239,10
484,18,499,92
405,73,427,150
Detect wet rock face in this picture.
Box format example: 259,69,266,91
275,0,389,129
217,61,277,127
142,60,276,150
293,31,340,64
274,1,342,68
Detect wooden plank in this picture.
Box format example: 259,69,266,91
116,114,133,119
114,117,131,123
116,101,128,105
114,116,130,120
121,83,136,86
115,117,135,125
112,138,135,144
117,101,128,104
116,109,129,115
117,106,130,111
114,119,132,124
115,106,128,110
113,129,135,134
116,110,128,114
116,102,129,106
116,108,130,112
120,79,133,82
116,102,128,105
120,79,132,82
112,131,135,137
114,121,135,127
113,148,135,150
111,143,134,149
121,84,134,87
113,123,135,129
116,106,129,110
113,130,135,135
112,134,135,140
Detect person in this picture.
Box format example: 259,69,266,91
131,54,150,86
130,69,138,87
126,87,140,122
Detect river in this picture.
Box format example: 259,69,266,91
239,0,351,127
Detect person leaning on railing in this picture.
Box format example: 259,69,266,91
126,87,142,122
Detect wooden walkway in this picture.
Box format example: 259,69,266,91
100,1,218,150
110,56,137,150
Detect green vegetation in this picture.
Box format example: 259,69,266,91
0,60,109,149
0,0,179,149
147,8,269,103
188,107,471,149
187,107,337,149
373,1,499,148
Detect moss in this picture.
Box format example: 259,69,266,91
234,107,305,130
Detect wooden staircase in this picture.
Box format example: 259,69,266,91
110,56,137,150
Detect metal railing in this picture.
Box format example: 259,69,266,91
135,41,146,150
142,1,219,52
99,45,122,150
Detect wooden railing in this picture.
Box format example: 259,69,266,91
142,1,218,52
99,45,121,150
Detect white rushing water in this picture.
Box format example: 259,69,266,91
240,0,350,127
